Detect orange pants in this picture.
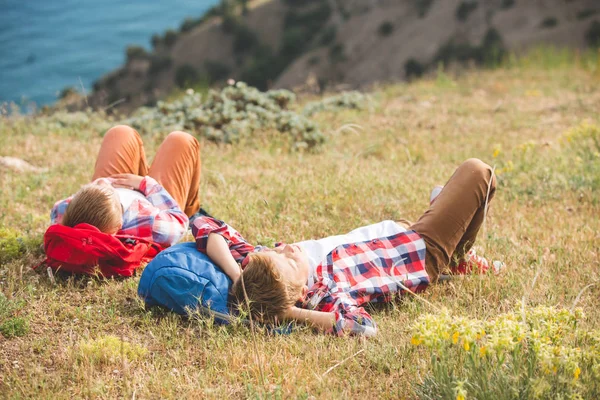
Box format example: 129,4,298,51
410,159,497,281
92,125,201,217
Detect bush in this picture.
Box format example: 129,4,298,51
233,24,260,53
59,86,77,99
126,81,326,149
149,55,172,75
175,64,200,88
405,58,425,79
585,21,600,48
239,46,279,90
0,317,29,338
180,17,200,32
540,17,558,29
319,25,337,46
126,45,148,62
164,29,178,47
500,0,515,9
411,306,600,399
329,43,346,63
221,12,240,34
378,21,394,37
151,34,162,49
455,1,478,22
480,27,506,66
415,0,435,18
204,60,231,82
577,9,597,20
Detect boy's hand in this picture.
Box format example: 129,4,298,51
110,174,144,191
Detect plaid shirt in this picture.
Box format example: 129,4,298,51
51,177,188,247
192,216,430,337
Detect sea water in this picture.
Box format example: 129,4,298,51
0,0,218,107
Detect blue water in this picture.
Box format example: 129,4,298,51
0,0,218,106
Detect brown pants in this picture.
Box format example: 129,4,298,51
410,158,497,282
92,125,202,217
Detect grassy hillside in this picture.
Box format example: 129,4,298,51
1,51,600,398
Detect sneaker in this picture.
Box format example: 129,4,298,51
452,249,491,275
430,185,443,205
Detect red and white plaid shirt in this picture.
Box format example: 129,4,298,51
192,216,430,337
51,177,188,248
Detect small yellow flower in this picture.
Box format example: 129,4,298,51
493,148,500,158
453,332,459,344
464,341,470,351
457,395,465,400
479,346,487,357
411,336,422,346
574,367,581,380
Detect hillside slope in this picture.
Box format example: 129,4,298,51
85,0,600,113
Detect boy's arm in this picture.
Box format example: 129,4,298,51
192,215,255,264
206,233,241,282
284,306,335,332
133,176,188,246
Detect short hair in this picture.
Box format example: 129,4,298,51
231,252,303,322
62,184,122,233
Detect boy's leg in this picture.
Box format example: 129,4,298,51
92,125,149,179
410,158,496,282
148,131,201,217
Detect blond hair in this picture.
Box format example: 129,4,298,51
62,184,122,233
231,252,303,322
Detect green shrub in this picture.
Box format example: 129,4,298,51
500,0,515,9
378,21,394,37
0,227,41,265
180,17,200,32
204,60,231,82
125,45,148,62
77,336,147,366
586,21,600,48
329,43,346,63
455,1,478,22
405,58,425,79
302,91,372,116
59,86,77,99
164,29,178,47
307,55,320,65
149,55,172,75
126,81,326,149
411,305,600,399
540,17,558,29
175,64,200,88
233,24,260,53
239,46,279,90
151,34,162,49
319,25,337,45
415,0,434,18
0,317,29,338
577,9,597,20
480,27,506,66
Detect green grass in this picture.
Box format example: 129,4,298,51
1,48,600,398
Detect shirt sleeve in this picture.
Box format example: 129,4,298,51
191,216,255,263
307,282,378,337
138,176,189,246
50,197,72,225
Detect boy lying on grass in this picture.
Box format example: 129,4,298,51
51,125,201,248
193,158,499,336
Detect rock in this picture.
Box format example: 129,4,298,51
0,156,48,173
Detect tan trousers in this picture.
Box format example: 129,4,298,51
91,125,202,217
410,158,497,282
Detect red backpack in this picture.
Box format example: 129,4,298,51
39,223,163,278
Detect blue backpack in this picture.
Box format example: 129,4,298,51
138,242,233,324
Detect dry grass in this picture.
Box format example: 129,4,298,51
1,61,599,398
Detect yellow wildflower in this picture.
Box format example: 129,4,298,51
574,367,581,380
479,346,487,357
492,148,500,158
453,332,459,344
411,336,422,346
464,341,470,351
